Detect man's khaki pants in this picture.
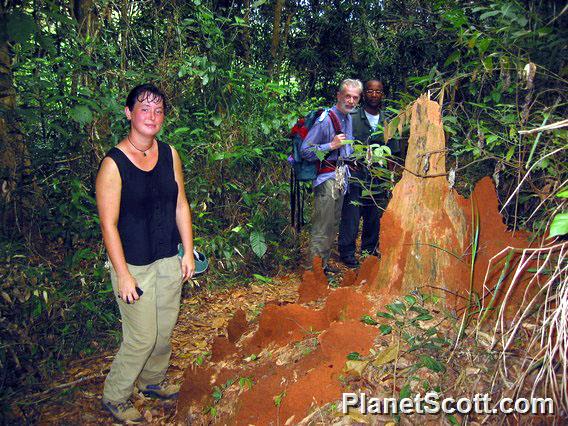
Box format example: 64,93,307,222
103,255,183,403
310,178,344,266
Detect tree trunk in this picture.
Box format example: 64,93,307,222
0,22,39,235
269,0,285,75
241,0,251,62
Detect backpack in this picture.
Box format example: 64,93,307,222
288,109,342,232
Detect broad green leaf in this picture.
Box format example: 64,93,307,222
419,355,446,372
250,231,267,258
361,315,378,325
347,352,361,360
251,0,267,7
376,311,395,319
6,11,37,44
556,190,568,198
172,127,191,135
409,305,429,315
252,273,272,283
548,213,568,238
379,324,392,335
212,387,223,401
482,56,494,71
273,391,286,406
479,10,500,20
444,51,460,67
414,313,433,322
477,38,492,54
447,414,459,425
70,105,93,125
403,295,416,306
238,377,254,390
386,300,406,315
399,384,411,399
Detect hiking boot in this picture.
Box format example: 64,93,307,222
323,264,340,275
340,256,359,268
102,399,143,423
137,381,180,399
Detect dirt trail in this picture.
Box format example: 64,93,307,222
34,277,300,425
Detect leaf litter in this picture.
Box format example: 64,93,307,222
32,274,300,425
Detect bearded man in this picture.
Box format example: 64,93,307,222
301,79,363,274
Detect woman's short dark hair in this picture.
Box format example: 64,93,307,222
125,84,168,113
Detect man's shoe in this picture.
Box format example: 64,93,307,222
323,264,340,275
340,256,359,268
102,399,143,422
137,381,180,399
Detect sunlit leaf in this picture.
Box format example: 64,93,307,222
361,315,378,325
372,345,398,367
250,231,267,258
70,105,93,125
344,360,369,376
548,213,568,238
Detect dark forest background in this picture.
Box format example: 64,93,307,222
0,0,566,415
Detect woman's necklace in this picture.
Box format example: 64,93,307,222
127,134,153,157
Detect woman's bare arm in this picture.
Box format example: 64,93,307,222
96,157,139,303
172,146,195,280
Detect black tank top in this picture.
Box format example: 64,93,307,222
105,141,180,265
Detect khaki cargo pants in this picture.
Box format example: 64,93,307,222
310,178,344,267
103,255,183,403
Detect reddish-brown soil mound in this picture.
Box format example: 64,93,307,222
371,96,532,310
464,176,534,296
210,336,237,362
323,287,371,323
178,365,235,419
340,269,357,287
297,269,329,303
233,320,376,426
297,256,329,303
234,321,377,425
177,280,379,423
356,255,380,287
247,303,329,350
227,309,248,343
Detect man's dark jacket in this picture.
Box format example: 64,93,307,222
350,107,401,181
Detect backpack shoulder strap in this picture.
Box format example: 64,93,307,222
327,110,342,135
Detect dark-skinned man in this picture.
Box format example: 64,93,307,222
338,79,396,268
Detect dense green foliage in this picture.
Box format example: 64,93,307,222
0,0,566,416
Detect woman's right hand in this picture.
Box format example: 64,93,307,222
117,272,139,304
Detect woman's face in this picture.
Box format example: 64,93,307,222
125,94,165,137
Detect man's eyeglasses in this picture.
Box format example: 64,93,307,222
365,90,384,95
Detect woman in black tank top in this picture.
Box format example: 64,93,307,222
95,84,195,422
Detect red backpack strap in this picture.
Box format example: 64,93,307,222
327,110,343,135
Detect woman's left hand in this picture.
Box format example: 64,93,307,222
181,253,195,282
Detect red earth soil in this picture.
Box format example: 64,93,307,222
176,96,533,424
227,309,248,343
177,262,377,424
297,257,329,303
